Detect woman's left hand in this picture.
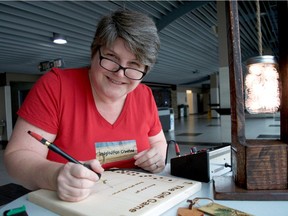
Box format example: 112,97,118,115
134,147,166,173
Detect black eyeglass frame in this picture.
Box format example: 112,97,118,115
98,49,147,80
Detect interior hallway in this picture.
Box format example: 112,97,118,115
0,113,281,186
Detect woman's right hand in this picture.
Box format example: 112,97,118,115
56,160,104,202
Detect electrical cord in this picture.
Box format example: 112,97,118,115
165,140,180,164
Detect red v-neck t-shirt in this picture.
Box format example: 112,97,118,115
18,68,162,169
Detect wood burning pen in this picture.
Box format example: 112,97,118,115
27,130,103,179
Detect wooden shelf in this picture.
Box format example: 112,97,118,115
213,176,288,201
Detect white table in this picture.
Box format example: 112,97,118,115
1,166,287,216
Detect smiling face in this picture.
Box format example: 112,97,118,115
89,37,146,102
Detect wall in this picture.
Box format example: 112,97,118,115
176,86,207,117
0,87,5,122
0,73,41,142
210,73,220,118
177,91,186,105
0,87,6,142
186,90,198,114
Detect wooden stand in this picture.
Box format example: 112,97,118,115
214,139,288,200
213,176,288,201
214,1,288,200
245,140,287,190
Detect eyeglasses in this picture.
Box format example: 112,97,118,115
98,49,146,80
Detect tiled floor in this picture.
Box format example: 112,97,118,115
165,113,280,161
0,113,280,186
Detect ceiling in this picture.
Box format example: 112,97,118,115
0,1,279,87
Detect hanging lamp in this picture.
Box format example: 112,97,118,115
244,0,280,114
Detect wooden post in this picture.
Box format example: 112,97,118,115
279,1,288,143
226,0,246,188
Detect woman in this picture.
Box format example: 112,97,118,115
4,10,167,202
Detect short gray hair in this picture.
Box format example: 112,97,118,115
91,10,160,72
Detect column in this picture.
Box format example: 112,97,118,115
217,1,231,143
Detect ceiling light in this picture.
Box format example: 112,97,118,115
53,33,67,44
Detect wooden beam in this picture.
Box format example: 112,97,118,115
226,0,246,187
278,1,288,143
